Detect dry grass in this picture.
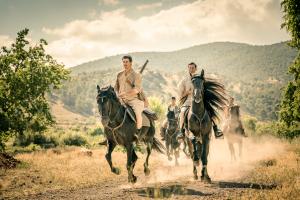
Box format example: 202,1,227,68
0,147,154,199
1,138,299,199
238,141,300,200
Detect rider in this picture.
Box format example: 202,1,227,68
160,96,180,140
114,55,144,136
177,62,223,139
224,96,246,136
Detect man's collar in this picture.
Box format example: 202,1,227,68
125,68,133,75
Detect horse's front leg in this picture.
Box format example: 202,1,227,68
174,148,179,166
166,134,172,161
105,140,120,175
201,135,211,183
228,142,236,162
144,140,152,176
186,137,198,179
126,144,137,183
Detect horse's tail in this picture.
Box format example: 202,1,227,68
152,137,166,154
148,119,165,154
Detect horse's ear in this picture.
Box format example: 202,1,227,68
200,69,204,78
97,85,100,92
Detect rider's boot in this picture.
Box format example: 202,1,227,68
213,125,224,139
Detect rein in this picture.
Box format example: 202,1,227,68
99,96,127,145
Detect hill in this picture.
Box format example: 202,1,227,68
51,41,297,121
71,42,297,82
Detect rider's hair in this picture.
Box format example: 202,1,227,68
122,55,132,62
188,62,197,68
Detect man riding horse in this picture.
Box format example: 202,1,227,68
114,55,146,138
178,62,223,140
160,96,180,141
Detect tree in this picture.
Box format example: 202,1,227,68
0,29,70,150
280,0,300,127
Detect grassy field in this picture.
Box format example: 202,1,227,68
1,137,299,199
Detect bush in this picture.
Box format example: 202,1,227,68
62,133,88,146
89,127,103,136
243,116,258,135
148,96,166,119
255,121,300,140
13,131,59,148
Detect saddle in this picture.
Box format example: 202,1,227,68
125,105,158,127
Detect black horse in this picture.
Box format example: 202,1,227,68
223,105,246,161
96,85,165,183
183,70,227,182
164,109,189,166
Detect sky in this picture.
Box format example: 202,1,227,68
0,0,290,67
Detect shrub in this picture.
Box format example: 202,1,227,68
255,121,300,140
13,131,59,148
148,96,166,119
89,127,103,136
62,133,88,146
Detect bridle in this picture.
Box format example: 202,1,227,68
189,76,207,134
97,93,127,145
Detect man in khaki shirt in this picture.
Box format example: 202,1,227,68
114,55,144,130
178,62,223,139
178,62,197,134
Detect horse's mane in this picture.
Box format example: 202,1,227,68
98,85,119,102
203,78,228,122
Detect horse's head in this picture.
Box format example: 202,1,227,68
229,105,239,121
191,69,205,104
166,108,178,132
96,85,118,126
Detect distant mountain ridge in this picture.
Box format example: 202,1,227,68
71,41,297,81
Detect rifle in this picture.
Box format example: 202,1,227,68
139,59,149,74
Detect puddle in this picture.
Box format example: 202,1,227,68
137,185,211,198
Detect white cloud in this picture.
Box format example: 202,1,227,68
43,0,290,67
0,35,13,47
99,0,119,6
136,2,163,10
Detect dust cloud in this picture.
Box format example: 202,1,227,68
140,135,286,184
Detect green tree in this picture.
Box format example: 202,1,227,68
280,0,300,127
0,29,70,150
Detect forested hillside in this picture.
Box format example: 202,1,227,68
72,42,297,81
52,41,297,121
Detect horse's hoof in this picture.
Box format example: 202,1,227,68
194,160,200,166
129,175,137,183
194,175,198,180
144,168,150,176
168,156,172,161
112,167,121,175
201,175,211,183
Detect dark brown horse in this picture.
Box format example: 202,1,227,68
96,85,165,183
164,109,189,166
183,70,227,182
223,105,246,161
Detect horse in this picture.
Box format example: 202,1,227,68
164,108,189,166
223,105,246,162
96,85,165,183
183,70,227,182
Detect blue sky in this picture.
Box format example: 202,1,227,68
0,0,290,67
